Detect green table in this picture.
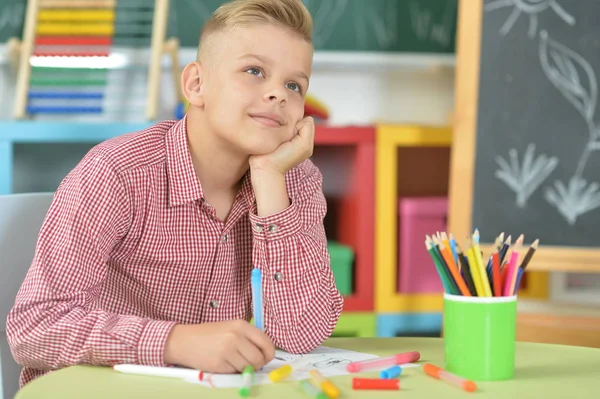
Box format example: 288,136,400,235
15,338,600,398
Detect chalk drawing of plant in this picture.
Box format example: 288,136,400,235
545,177,600,225
495,143,559,208
484,0,575,38
539,30,600,223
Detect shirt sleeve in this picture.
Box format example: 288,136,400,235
249,160,344,354
6,150,176,372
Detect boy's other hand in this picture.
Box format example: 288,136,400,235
249,116,315,175
163,320,275,373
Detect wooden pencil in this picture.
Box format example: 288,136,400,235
439,240,472,296
456,245,477,296
425,236,453,294
432,236,460,295
519,239,539,270
503,235,524,296
499,235,512,264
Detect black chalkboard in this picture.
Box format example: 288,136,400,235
473,0,600,247
0,0,458,53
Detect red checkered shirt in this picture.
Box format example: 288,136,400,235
6,116,344,386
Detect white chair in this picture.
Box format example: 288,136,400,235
0,193,54,399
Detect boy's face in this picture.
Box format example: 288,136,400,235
199,24,313,156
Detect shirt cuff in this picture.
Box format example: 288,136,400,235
248,201,302,241
138,319,177,366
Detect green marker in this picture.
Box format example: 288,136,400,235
239,365,254,397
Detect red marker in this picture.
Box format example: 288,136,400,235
346,351,420,373
352,378,399,390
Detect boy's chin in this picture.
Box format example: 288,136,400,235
238,138,283,156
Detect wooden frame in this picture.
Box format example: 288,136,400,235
448,0,600,273
146,0,170,120
13,0,39,119
375,125,452,313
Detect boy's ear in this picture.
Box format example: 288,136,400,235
182,61,204,107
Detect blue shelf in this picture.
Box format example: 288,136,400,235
0,121,153,143
0,121,154,194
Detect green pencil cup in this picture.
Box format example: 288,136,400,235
443,293,517,381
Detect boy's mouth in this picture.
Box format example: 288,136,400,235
249,112,284,127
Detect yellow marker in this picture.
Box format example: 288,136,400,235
38,10,115,22
309,369,339,399
36,23,114,35
269,364,292,382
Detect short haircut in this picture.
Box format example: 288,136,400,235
197,0,313,60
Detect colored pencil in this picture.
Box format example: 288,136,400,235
486,235,502,287
449,233,459,265
438,240,472,296
456,246,477,296
492,250,502,297
499,235,512,264
431,236,460,295
471,231,492,297
425,236,454,294
465,243,484,297
425,231,539,297
519,239,539,270
503,235,524,296
513,267,524,295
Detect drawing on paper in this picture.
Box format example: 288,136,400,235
484,0,575,38
495,143,559,208
183,346,403,389
312,357,352,369
539,30,600,224
303,0,348,48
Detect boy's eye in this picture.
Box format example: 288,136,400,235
245,67,263,77
286,82,301,93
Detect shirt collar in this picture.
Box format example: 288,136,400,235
165,115,257,211
165,115,205,207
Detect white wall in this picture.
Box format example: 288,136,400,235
0,48,456,193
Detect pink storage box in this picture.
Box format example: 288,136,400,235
398,197,448,294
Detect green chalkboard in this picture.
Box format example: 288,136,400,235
0,0,457,53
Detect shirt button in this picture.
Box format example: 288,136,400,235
209,300,220,309
221,234,228,242
274,272,283,282
268,224,278,233
254,223,264,232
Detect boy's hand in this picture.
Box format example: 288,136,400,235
163,320,275,373
249,116,315,175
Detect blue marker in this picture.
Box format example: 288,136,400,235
380,365,402,379
251,268,264,330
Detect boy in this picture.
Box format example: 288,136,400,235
6,0,343,386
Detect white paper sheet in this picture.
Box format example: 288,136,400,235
183,345,419,389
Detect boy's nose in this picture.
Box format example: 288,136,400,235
265,87,287,103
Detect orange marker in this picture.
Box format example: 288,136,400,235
423,363,477,392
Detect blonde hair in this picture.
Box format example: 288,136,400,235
197,0,313,60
